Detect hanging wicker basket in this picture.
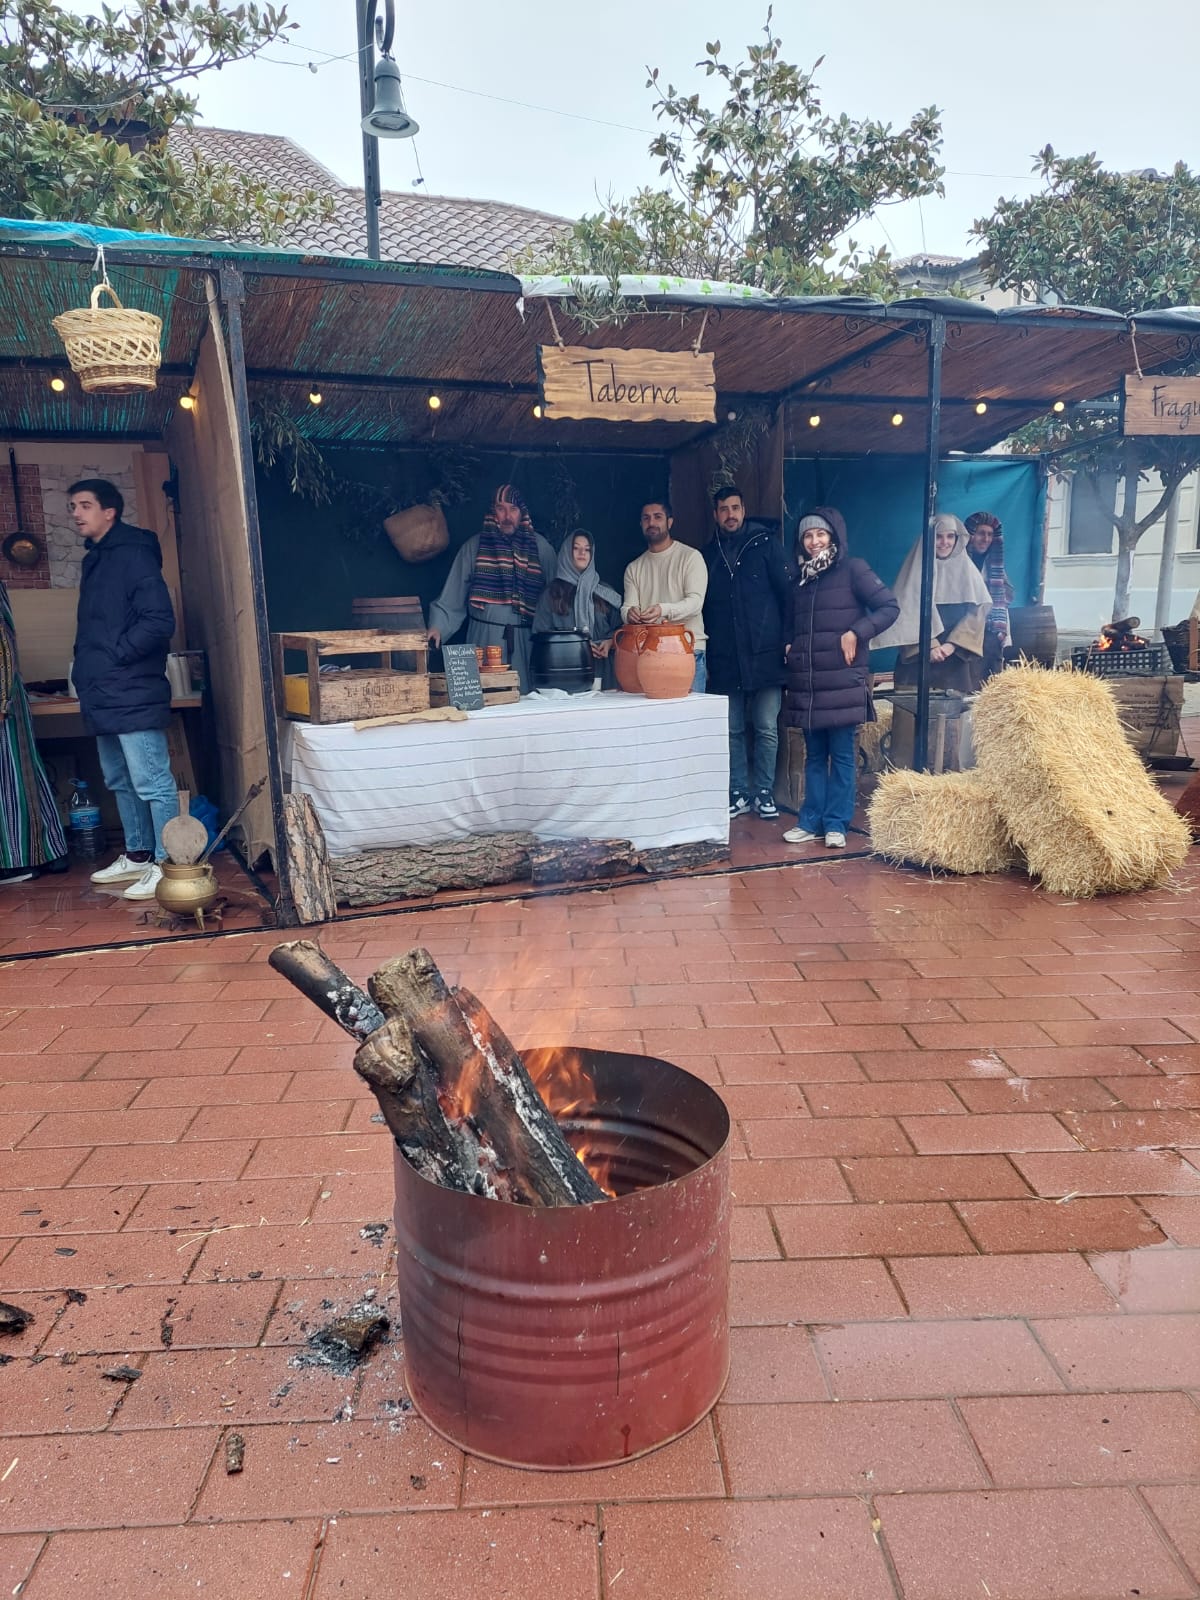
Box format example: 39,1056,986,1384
52,283,162,395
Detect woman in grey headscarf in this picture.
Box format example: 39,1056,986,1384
872,513,992,694
533,530,622,684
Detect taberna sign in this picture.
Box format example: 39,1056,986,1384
538,345,717,423
1123,374,1200,436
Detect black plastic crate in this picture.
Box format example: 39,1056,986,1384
1070,644,1166,677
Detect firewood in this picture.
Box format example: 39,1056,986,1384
331,833,535,906
367,949,605,1206
529,837,637,885
281,794,338,924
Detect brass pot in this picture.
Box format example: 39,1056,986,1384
155,861,218,921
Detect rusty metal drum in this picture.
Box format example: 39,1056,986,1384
391,1047,730,1469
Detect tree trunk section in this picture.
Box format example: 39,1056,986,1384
1112,474,1140,623
638,840,731,875
529,838,637,885
1154,487,1183,633
331,833,535,905
281,794,338,925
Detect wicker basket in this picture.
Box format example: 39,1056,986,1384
52,283,162,395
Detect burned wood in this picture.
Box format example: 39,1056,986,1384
368,949,605,1206
224,1432,246,1474
331,832,535,906
268,940,386,1042
637,840,730,876
0,1300,32,1335
529,837,637,885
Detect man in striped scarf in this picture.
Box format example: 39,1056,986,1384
429,485,556,693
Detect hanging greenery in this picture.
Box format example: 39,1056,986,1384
709,400,775,493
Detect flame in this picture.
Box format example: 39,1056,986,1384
528,1045,617,1197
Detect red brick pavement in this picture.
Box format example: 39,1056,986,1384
1,851,1199,1599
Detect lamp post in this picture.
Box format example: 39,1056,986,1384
356,0,420,262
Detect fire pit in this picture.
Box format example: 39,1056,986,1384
393,1047,730,1469
1072,617,1165,677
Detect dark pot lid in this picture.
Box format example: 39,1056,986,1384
2,532,44,569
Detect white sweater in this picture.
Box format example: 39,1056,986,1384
620,542,708,647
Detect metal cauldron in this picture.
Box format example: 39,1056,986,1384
530,630,595,694
155,861,218,927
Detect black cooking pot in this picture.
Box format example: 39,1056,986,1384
530,630,594,694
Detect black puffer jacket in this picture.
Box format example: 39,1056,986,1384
702,519,793,694
783,507,898,732
73,521,175,736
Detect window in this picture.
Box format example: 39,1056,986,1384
1067,471,1118,554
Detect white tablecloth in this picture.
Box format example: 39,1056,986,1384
287,690,730,859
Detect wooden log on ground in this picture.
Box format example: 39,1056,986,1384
281,794,338,924
529,837,637,885
331,833,535,906
368,949,605,1206
636,840,731,875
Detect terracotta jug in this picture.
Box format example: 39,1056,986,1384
612,625,646,693
636,623,695,698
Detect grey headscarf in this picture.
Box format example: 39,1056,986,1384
555,531,621,636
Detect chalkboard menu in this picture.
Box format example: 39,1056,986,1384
439,644,485,710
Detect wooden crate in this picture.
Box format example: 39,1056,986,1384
1109,675,1183,760
273,629,429,724
429,669,520,708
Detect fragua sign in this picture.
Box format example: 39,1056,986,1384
538,345,716,423
1123,374,1200,436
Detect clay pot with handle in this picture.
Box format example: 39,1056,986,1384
636,623,695,698
612,625,646,693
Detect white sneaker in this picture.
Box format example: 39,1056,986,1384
91,854,147,885
783,826,819,843
122,863,164,901
825,831,847,848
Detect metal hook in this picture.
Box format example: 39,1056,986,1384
370,0,396,56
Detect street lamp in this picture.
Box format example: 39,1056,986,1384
357,0,419,261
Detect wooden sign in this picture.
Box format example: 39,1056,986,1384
538,345,716,424
439,644,485,711
1123,375,1200,436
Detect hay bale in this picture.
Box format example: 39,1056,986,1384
868,769,1019,875
972,663,1191,896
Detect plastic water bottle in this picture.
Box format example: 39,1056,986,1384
68,780,103,862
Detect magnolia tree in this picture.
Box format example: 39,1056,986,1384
975,151,1200,622
528,11,944,299
0,0,332,241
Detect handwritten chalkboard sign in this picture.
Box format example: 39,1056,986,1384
440,644,485,710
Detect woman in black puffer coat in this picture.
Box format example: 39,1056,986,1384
782,507,898,848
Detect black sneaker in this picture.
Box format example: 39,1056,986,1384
753,792,779,819
729,793,751,816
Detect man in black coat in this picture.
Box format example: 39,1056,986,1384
702,486,792,818
69,478,178,902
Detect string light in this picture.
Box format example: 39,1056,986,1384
308,386,323,406
891,412,904,427
532,403,543,418
178,393,196,411
427,394,442,410
49,375,66,393
1053,399,1066,413
808,413,821,428
975,401,988,415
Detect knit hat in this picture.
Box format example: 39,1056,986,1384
797,513,834,536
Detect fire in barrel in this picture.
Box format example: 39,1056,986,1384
269,940,730,1470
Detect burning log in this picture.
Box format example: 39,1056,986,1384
268,940,604,1206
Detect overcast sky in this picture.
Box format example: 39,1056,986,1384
185,0,1200,262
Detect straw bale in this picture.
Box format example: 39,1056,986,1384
972,663,1191,896
868,769,1018,875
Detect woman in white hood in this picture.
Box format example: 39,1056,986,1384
872,513,992,694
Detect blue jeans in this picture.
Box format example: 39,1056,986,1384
690,649,707,694
799,724,857,834
95,729,178,860
727,686,781,797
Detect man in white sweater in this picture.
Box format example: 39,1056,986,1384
621,500,709,691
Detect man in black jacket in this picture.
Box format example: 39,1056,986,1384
69,478,178,902
703,486,792,819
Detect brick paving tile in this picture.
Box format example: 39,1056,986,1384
951,995,1097,1021
717,1083,808,1121
462,1417,724,1506
998,1044,1161,1078
1141,1486,1200,1585
1138,1196,1200,1245
728,1159,852,1206
42,1024,193,1057
135,1000,272,1026
718,1398,986,1496
0,1536,43,1595
749,978,878,1003
310,1511,600,1599
773,1201,975,1258
957,1196,1167,1253
306,1169,397,1224
816,1319,1064,1399
742,1116,913,1159
950,1076,1119,1114
66,1141,255,1187
900,1112,1080,1154
825,999,962,1025
715,1051,863,1083
115,1347,357,1428
729,1259,906,1324
1040,1018,1195,1048
730,1206,781,1260
1061,1107,1200,1149
988,973,1126,996
601,1499,895,1600
130,1073,291,1109
1086,1247,1200,1312
1,1230,203,1291
239,1133,392,1180
840,1154,1031,1202
194,1419,461,1520
1033,1313,1200,1390
229,1044,350,1075
774,1022,916,1053
1141,1044,1200,1074
876,1487,1194,1600
859,1049,1007,1081
0,1427,218,1532
182,1101,355,1143
905,1021,1059,1051
958,1392,1200,1486
20,1519,322,1600
0,1080,137,1115
804,1081,965,1117
88,1046,238,1080
1103,1075,1200,1108
0,1357,124,1433
42,1280,278,1354
0,1054,100,1084
259,1279,398,1349
122,1176,320,1232
189,1219,389,1283
721,1325,829,1403
890,1252,1119,1318
1011,1150,1200,1197
17,1108,195,1148
0,1185,144,1237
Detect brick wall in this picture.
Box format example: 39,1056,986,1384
0,460,50,589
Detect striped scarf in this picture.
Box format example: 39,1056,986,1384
796,543,837,587
468,490,544,622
